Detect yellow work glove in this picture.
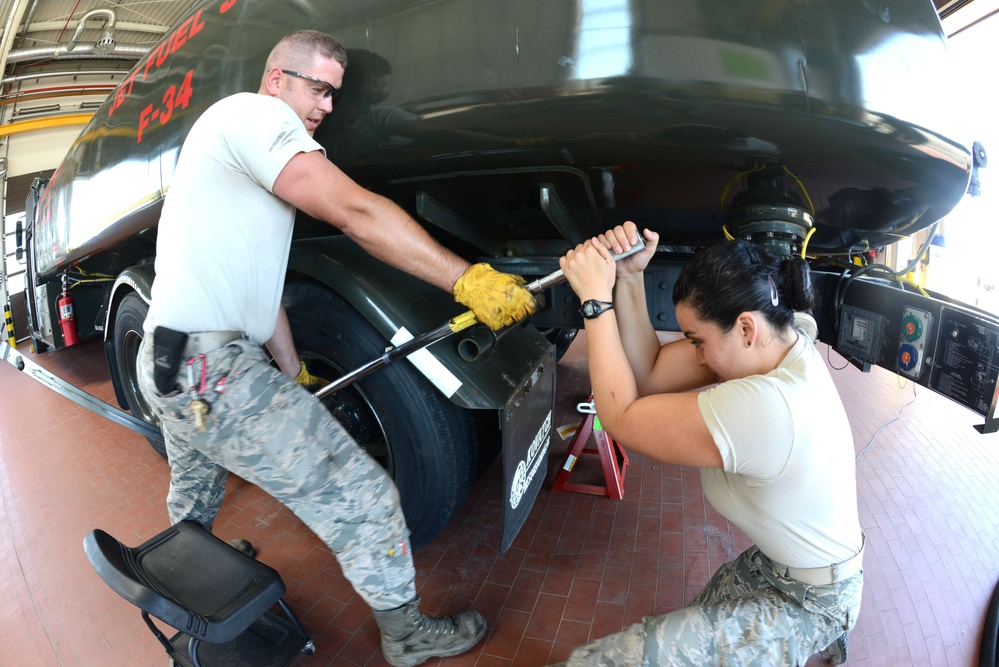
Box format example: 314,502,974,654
452,263,538,331
295,361,330,391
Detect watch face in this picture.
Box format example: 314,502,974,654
580,300,612,319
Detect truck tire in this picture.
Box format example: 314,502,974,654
283,281,478,549
112,292,166,457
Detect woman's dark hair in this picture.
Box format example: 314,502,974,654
672,239,815,333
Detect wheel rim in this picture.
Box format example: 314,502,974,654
303,352,394,476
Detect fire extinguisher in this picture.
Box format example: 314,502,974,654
57,274,78,347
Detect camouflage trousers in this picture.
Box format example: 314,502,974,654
137,338,417,610
566,545,863,667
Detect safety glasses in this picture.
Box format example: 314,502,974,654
281,69,338,99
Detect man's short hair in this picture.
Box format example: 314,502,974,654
265,30,348,74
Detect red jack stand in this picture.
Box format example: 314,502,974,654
551,395,629,499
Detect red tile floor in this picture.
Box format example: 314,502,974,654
1,331,998,666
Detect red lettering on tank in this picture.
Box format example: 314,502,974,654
108,69,138,116
172,9,205,54
124,69,137,94
140,9,205,82
138,104,154,143
142,46,162,81
188,9,205,39
172,18,192,52
156,42,170,68
220,0,238,13
110,86,126,117
127,6,208,136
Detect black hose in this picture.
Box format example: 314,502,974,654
981,578,999,667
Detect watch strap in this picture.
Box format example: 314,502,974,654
579,299,614,319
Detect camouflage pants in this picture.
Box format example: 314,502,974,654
137,338,417,610
566,546,863,667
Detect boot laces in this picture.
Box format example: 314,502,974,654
412,609,459,636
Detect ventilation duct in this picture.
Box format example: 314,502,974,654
67,9,116,54
5,8,149,63
5,43,148,64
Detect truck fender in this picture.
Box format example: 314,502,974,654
289,236,552,411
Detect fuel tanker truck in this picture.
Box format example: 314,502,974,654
13,0,993,549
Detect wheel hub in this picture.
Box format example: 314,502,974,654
307,356,393,473
725,164,814,257
726,203,813,258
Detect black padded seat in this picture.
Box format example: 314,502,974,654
84,521,314,667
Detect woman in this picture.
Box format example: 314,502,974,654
555,222,864,666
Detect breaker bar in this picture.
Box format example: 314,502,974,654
316,236,648,399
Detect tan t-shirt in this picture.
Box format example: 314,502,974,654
697,328,863,567
146,93,324,343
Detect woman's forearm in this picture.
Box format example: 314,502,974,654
584,311,639,433
613,272,664,395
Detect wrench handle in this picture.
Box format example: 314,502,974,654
525,236,647,293
316,235,648,397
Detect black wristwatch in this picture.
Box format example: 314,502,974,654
579,299,614,319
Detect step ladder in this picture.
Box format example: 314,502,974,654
0,185,17,348
551,395,629,499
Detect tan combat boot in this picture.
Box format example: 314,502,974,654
372,598,486,666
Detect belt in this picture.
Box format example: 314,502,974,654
769,534,866,587
181,331,244,357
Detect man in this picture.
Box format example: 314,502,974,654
135,30,536,667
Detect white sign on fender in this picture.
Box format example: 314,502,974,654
509,409,552,510
390,327,462,397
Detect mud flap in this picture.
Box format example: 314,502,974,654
500,346,556,551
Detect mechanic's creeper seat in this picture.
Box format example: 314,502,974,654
83,521,314,667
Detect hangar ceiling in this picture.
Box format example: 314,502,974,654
0,0,203,104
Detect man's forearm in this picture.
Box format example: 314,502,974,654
273,151,470,294
265,305,301,378
343,195,469,293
